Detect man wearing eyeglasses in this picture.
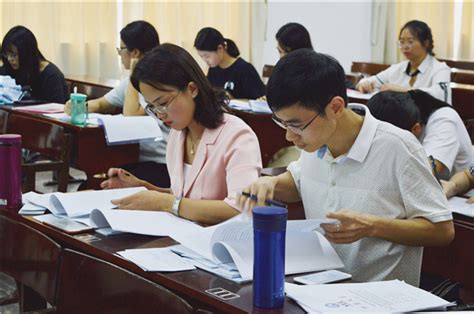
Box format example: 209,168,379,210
237,49,454,287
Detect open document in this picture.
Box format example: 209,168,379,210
448,196,474,218
285,280,452,312
228,99,272,114
97,114,162,145
170,216,344,283
25,187,146,218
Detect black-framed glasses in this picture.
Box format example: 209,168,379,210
116,46,128,54
272,111,320,135
144,91,181,116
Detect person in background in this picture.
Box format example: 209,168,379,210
194,27,265,100
356,20,451,104
237,49,454,286
65,20,170,188
1,25,68,103
367,90,471,180
101,44,262,225
275,22,313,58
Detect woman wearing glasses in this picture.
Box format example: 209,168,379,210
65,21,170,188
100,44,262,225
1,25,68,103
356,20,451,104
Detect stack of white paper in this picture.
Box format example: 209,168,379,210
346,88,378,101
448,196,474,217
19,192,49,215
285,280,452,312
117,247,196,272
228,99,272,114
170,216,343,282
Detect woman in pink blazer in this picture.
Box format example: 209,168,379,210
101,43,262,225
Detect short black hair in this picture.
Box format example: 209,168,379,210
368,90,452,129
367,91,419,130
194,27,240,58
276,22,313,53
400,20,434,56
131,43,227,129
120,21,159,54
1,25,46,86
266,49,347,115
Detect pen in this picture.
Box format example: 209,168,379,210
374,74,384,85
93,171,131,179
429,155,442,186
241,192,287,208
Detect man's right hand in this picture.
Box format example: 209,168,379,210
237,176,279,212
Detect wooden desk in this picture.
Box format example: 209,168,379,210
422,213,474,302
0,209,304,313
0,107,139,189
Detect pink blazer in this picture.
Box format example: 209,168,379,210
167,113,262,210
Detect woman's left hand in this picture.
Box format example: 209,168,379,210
111,190,174,212
379,84,409,92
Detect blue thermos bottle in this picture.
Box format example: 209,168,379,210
253,206,288,309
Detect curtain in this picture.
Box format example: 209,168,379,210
2,1,119,79
120,0,266,73
458,2,474,60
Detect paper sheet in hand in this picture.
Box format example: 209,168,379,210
448,196,474,217
97,114,162,145
171,216,343,282
285,280,451,312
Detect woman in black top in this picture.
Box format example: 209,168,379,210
1,26,68,103
194,27,265,99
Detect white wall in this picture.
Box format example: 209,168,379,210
262,1,373,73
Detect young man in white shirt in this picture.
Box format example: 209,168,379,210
237,49,454,287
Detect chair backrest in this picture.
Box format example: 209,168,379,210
351,62,390,76
439,58,474,71
262,64,274,79
56,249,195,314
0,109,8,134
0,214,62,306
67,81,112,100
451,68,474,85
6,114,73,192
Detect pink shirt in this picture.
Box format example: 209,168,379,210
167,113,262,210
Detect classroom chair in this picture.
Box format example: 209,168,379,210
6,114,73,192
0,214,62,312
53,249,203,314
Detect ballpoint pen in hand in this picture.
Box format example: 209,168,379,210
241,192,287,208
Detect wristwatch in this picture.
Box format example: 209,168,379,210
172,196,182,217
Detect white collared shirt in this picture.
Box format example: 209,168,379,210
420,107,472,177
360,55,451,104
287,104,452,287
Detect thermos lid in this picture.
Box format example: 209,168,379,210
0,134,21,144
253,206,288,232
70,93,87,101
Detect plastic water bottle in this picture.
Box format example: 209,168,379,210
253,206,288,309
0,134,22,211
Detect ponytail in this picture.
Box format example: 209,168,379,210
224,38,240,58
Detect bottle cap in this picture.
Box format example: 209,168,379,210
70,93,87,101
0,134,21,144
253,206,288,231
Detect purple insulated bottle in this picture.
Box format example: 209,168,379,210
0,134,22,211
253,206,288,309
